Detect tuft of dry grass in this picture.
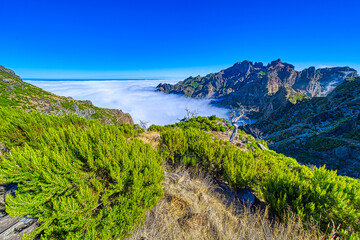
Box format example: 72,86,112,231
137,131,161,149
130,165,335,240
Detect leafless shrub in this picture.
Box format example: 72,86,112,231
139,120,150,131
229,104,258,142
246,126,269,140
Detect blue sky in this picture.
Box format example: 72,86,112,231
1,0,359,79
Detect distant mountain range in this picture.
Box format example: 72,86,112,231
157,59,360,177
157,59,357,117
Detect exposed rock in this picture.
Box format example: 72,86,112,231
81,100,93,106
157,59,357,117
257,143,268,151
72,104,95,119
108,109,134,125
0,142,7,157
237,188,258,206
334,146,351,159
156,83,173,92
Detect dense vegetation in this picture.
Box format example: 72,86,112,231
253,77,360,178
0,107,161,239
149,115,233,132
158,127,360,238
0,106,359,239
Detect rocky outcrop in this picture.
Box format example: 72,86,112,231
252,77,360,178
157,59,357,117
72,104,95,118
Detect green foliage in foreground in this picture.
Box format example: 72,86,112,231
0,107,163,239
159,128,360,238
1,106,359,238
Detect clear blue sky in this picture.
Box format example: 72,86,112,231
1,0,359,79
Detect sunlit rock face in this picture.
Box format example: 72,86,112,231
157,59,357,117
253,77,360,178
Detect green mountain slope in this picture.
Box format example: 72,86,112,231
253,77,360,177
0,65,133,125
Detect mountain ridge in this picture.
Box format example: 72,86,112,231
252,76,360,177
157,59,357,117
0,65,133,125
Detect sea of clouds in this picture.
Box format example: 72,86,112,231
26,80,229,126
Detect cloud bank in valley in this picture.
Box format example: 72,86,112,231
27,80,229,126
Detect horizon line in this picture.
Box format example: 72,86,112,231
23,78,175,81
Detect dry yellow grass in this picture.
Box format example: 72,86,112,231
130,166,335,240
138,131,161,149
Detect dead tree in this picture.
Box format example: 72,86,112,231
247,126,268,140
185,107,198,120
229,104,257,143
139,120,149,131
179,107,199,122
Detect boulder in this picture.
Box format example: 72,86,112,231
257,143,268,151
72,104,95,118
334,146,351,159
237,188,259,206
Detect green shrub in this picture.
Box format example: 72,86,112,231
261,166,360,236
344,131,360,141
305,137,348,151
159,127,360,238
149,116,230,133
0,123,164,240
0,106,140,148
0,106,88,148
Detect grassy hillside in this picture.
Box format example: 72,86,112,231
0,65,133,125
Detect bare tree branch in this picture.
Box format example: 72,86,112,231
229,103,258,143
139,120,150,131
246,126,269,140
181,107,198,121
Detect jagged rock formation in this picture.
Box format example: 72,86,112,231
157,59,357,117
253,77,360,177
0,65,133,125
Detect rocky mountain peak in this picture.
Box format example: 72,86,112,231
157,60,358,118
267,59,295,71
232,60,253,69
269,58,282,66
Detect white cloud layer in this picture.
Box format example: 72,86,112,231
26,80,229,126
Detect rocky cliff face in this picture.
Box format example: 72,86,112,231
0,66,133,125
252,77,360,178
157,60,357,117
